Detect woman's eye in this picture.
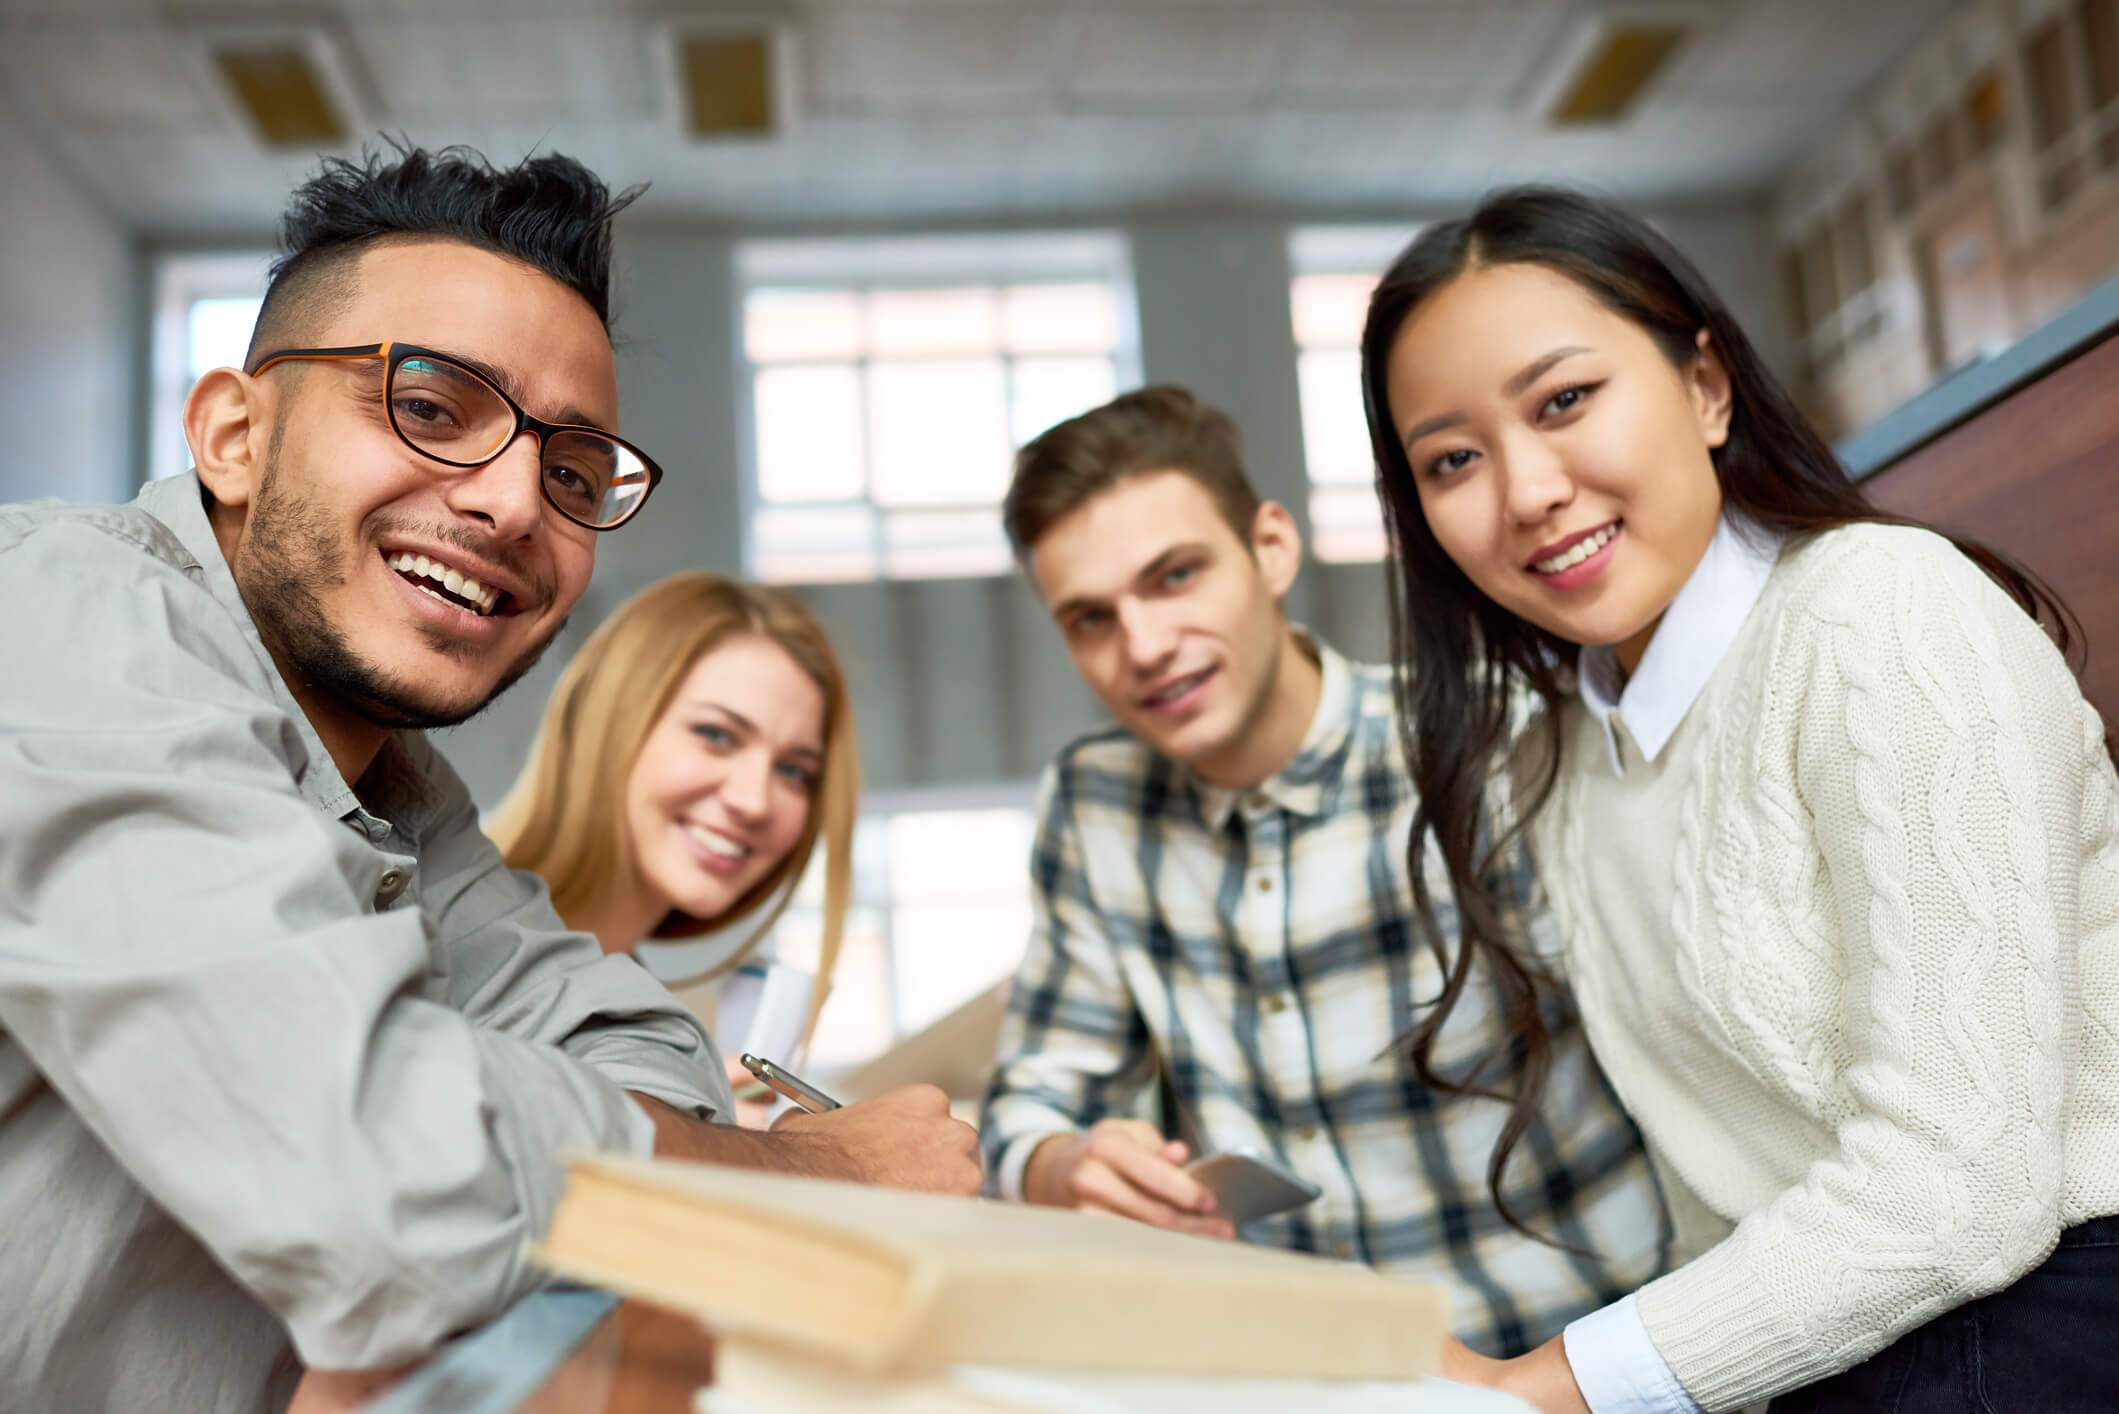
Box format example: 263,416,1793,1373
776,762,818,791
1542,383,1599,418
1426,448,1476,479
1163,564,1196,589
692,723,733,747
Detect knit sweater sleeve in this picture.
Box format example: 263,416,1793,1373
1634,529,2099,1411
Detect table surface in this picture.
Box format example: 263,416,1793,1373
367,1286,1534,1414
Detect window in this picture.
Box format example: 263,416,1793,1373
2026,18,2085,208
150,253,273,484
738,234,1137,584
1287,225,1420,564
764,791,1038,1074
1965,70,2009,156
1785,194,1885,379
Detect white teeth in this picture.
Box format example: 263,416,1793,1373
387,552,501,615
685,822,747,859
1534,524,1618,575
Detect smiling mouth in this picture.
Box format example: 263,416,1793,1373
684,821,751,862
385,551,507,617
1143,667,1215,708
1530,522,1620,576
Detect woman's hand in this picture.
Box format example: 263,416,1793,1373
1437,1335,1591,1414
721,1055,775,1128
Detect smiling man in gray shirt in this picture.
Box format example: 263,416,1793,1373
0,146,977,1414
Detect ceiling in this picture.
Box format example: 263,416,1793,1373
0,0,1960,240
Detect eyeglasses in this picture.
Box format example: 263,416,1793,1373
246,341,663,531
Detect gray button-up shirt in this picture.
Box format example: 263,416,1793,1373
0,475,732,1414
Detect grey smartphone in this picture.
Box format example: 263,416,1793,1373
738,1053,843,1114
1182,1148,1322,1225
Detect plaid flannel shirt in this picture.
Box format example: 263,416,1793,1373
980,637,1670,1356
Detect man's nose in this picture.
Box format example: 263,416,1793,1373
443,431,547,541
1116,599,1177,669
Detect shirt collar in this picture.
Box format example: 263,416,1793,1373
1576,515,1781,775
135,473,365,821
1194,632,1353,832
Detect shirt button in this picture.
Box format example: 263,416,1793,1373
1330,1239,1355,1261
1255,876,1273,893
1262,994,1289,1015
374,867,408,905
1297,1124,1320,1143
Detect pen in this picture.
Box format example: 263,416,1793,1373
738,1052,844,1113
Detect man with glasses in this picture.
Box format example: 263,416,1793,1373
0,145,977,1414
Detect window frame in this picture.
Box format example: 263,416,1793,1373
733,233,1141,585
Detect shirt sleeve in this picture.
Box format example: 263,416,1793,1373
0,527,668,1370
405,736,731,1123
1633,533,2103,1409
978,762,1157,1199
1563,1296,1702,1414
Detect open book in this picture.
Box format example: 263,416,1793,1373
534,1152,1448,1380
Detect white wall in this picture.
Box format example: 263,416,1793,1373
0,96,134,507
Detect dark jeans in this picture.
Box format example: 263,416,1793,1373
1767,1213,2119,1413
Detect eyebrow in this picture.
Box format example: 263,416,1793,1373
429,344,605,429
1051,542,1210,622
1398,345,1595,452
684,700,823,760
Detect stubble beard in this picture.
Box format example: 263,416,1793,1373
237,448,564,732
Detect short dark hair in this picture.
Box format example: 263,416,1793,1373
1003,385,1261,557
245,140,643,364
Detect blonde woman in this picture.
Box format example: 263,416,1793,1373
489,572,858,1115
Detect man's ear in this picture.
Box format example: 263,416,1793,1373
1689,328,1734,450
1250,500,1303,599
185,367,273,514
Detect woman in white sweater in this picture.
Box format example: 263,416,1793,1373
1357,187,2119,1413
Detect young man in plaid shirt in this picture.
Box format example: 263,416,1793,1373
979,385,1670,1357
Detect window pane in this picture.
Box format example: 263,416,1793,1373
794,913,895,1070
868,287,999,356
1290,272,1378,350
1001,283,1119,354
188,297,261,377
745,289,861,362
891,899,1032,1035
753,504,878,584
1836,197,1875,297
1965,70,2008,153
882,509,1014,579
1298,349,1374,487
1309,484,1389,564
754,364,866,503
2026,22,2076,150
2085,0,2119,108
868,359,1011,507
887,809,1035,897
1009,356,1118,447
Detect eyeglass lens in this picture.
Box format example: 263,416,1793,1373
389,354,651,528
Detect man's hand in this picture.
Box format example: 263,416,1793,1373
634,1085,980,1196
773,1085,982,1195
1022,1118,1233,1239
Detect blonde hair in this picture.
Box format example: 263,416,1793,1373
489,572,859,1041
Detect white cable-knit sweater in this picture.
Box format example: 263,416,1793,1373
1528,522,2119,1411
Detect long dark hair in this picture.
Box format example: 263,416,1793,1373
1359,186,2078,1241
